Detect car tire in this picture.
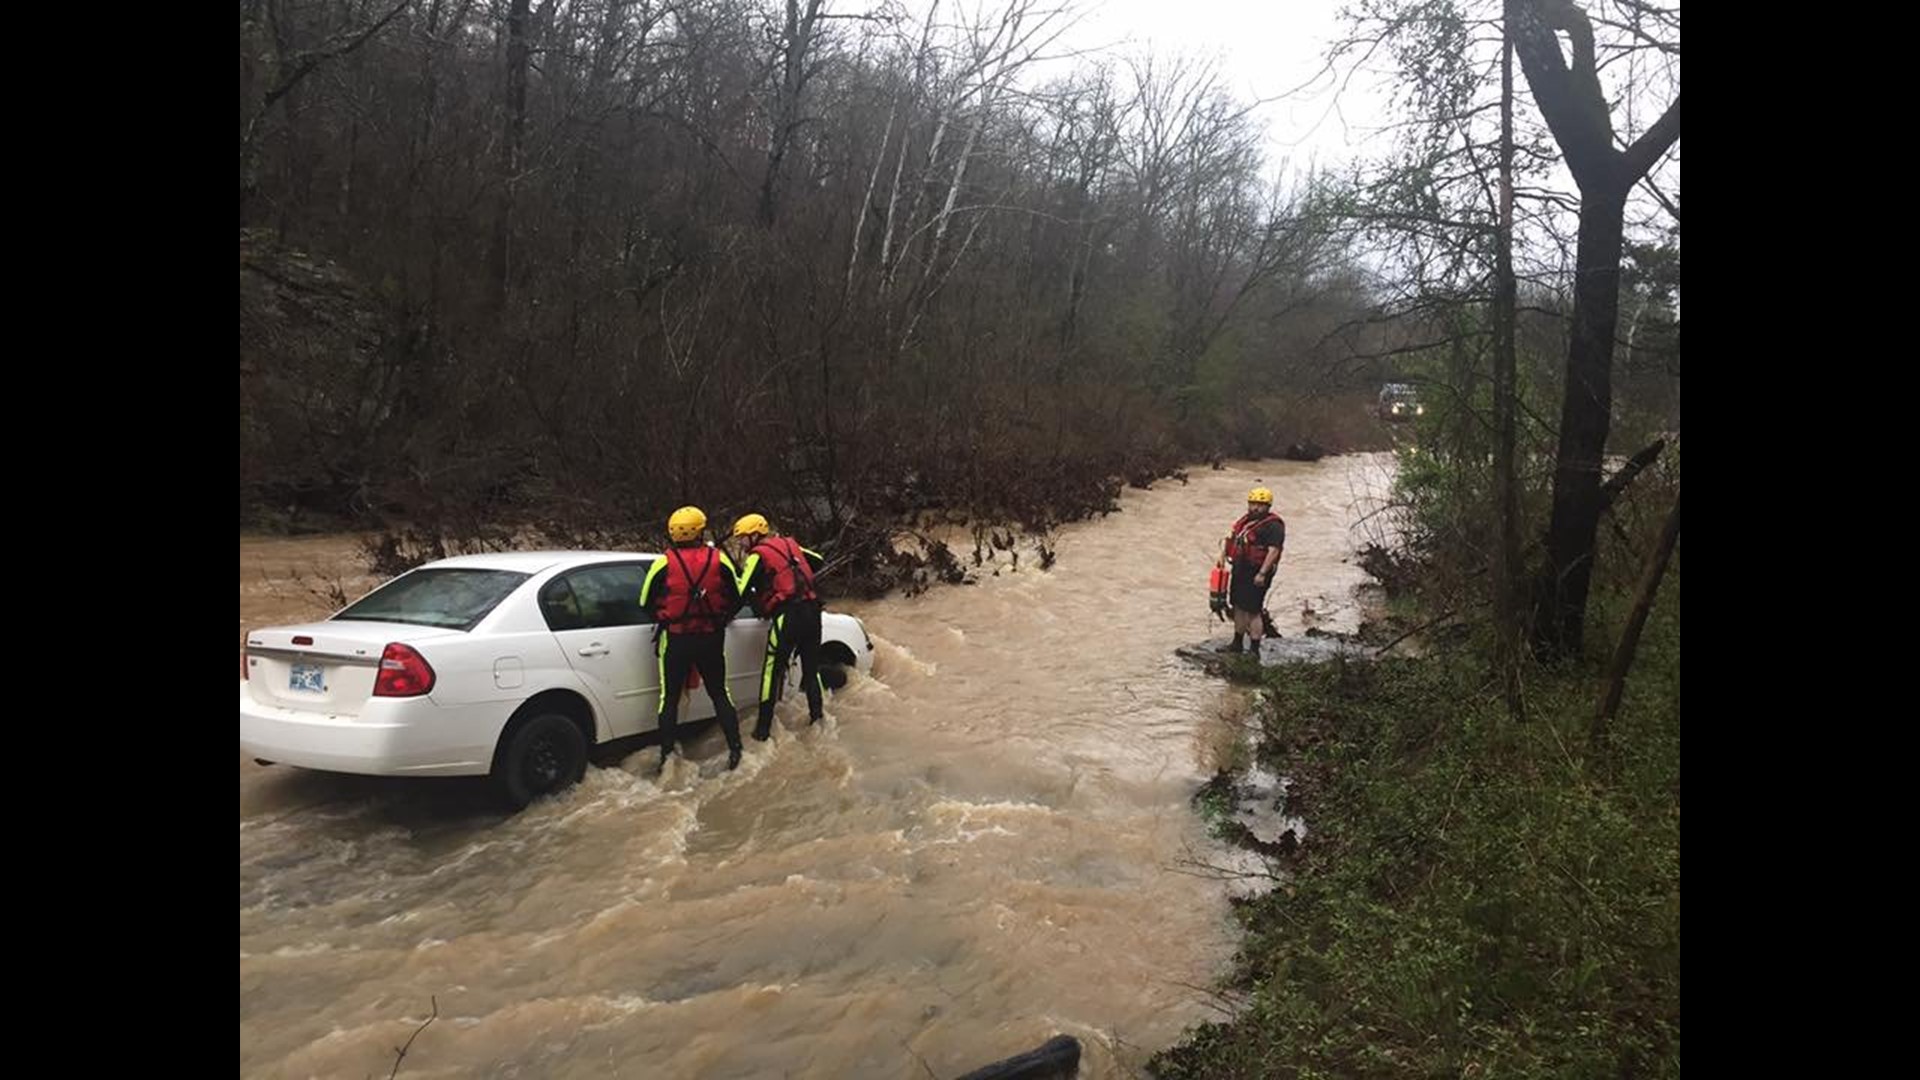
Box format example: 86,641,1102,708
494,712,588,810
819,664,849,691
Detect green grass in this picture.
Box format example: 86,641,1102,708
1154,592,1679,1079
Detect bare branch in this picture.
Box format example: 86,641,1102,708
388,996,438,1079
1639,172,1680,225
1620,93,1680,182
246,0,414,151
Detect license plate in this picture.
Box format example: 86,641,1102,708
289,662,326,693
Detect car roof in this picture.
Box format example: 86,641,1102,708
414,550,661,574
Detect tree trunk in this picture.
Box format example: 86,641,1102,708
1594,485,1680,738
489,0,531,309
1492,3,1525,719
847,98,897,293
1532,181,1625,658
759,0,823,227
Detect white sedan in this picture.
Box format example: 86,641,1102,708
240,550,875,807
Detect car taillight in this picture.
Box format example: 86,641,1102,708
374,643,436,697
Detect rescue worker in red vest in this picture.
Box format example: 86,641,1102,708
639,506,745,771
730,513,826,741
1219,486,1286,654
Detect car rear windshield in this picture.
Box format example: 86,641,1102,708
333,568,531,630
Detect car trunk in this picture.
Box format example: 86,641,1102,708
244,621,463,716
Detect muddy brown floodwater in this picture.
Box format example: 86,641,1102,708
239,455,1394,1078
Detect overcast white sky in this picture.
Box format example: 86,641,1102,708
1020,0,1676,239
886,0,1393,177
892,0,1677,252
1063,0,1392,174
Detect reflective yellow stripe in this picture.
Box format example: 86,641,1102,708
655,629,671,710
760,612,785,700
639,558,669,608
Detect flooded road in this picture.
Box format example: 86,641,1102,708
239,455,1393,1078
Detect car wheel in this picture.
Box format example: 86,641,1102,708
819,664,849,691
495,712,588,809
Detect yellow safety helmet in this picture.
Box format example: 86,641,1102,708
1247,486,1273,505
667,506,708,542
732,513,771,539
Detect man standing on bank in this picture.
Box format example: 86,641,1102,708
1219,486,1285,654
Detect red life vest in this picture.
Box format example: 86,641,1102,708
656,545,732,633
1227,511,1283,567
747,536,818,616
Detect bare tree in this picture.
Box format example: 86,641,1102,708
1512,0,1679,660
1320,0,1677,667
240,0,1371,558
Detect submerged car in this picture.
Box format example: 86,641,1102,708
1378,382,1424,422
240,551,875,807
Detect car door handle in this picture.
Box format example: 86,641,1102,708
577,643,610,657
